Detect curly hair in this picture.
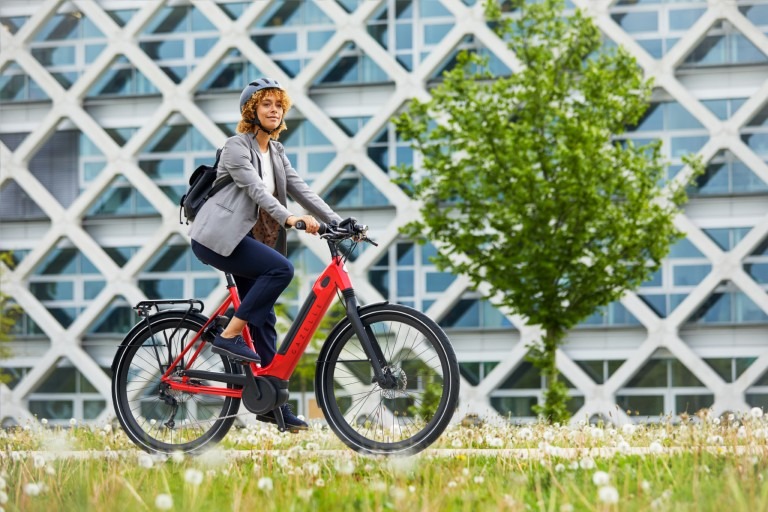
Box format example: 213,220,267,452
236,88,292,139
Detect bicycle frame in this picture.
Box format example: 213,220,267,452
160,251,367,399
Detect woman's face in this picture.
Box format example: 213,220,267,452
257,92,284,131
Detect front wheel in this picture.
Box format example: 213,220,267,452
316,304,459,455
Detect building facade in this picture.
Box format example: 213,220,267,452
1,0,767,426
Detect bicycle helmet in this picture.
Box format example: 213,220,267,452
239,77,283,113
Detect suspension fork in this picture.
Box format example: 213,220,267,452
341,289,390,386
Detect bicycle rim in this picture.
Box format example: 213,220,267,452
113,315,240,454
319,306,459,455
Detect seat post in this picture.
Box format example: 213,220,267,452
225,273,236,289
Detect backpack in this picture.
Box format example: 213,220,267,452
179,148,233,224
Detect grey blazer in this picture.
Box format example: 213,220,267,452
189,133,342,257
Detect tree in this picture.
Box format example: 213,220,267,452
0,252,21,385
393,0,702,422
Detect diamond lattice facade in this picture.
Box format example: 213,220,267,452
1,0,768,426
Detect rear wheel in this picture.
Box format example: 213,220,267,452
316,304,459,455
112,313,240,454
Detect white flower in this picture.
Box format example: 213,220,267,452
579,457,595,470
621,423,636,436
24,483,41,496
598,485,619,504
41,419,48,426
473,476,484,484
69,418,77,427
649,441,663,454
138,454,154,469
155,493,173,510
257,477,273,491
447,481,457,488
184,469,204,486
750,407,763,419
315,478,325,487
335,459,355,475
617,440,631,454
592,471,610,486
517,427,533,440
554,463,565,473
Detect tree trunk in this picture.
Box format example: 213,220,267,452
531,325,571,423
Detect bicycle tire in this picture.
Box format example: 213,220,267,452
316,303,459,455
112,312,241,454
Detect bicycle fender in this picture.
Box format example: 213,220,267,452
110,310,211,374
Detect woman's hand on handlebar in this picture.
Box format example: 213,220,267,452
287,214,322,234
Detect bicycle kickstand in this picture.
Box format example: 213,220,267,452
272,406,287,433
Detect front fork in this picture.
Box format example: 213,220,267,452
341,290,395,388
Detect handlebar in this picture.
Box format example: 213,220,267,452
294,217,377,246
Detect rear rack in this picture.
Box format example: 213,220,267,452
133,299,205,318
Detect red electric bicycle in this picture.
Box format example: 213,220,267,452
111,220,459,456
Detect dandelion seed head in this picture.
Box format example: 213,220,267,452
750,407,763,419
45,465,55,476
649,441,663,454
641,480,651,493
579,457,595,470
171,451,184,463
184,469,204,486
33,455,46,468
592,471,610,486
560,505,574,512
621,423,637,436
555,463,565,472
24,482,41,497
335,459,355,475
447,481,457,488
138,454,154,469
315,478,325,487
41,419,48,426
69,418,77,427
474,475,484,484
298,488,313,500
257,477,274,491
154,493,173,510
598,485,619,504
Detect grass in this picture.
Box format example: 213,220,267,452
1,409,768,511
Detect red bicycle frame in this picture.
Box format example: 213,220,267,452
160,254,353,398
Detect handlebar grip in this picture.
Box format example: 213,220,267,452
294,220,328,234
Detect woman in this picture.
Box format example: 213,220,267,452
189,78,343,430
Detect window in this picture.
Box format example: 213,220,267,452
369,241,456,312
616,358,713,418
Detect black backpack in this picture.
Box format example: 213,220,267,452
179,148,233,224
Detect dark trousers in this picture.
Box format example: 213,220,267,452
191,236,293,366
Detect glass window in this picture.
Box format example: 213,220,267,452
611,11,658,33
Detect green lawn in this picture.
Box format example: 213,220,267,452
2,411,768,511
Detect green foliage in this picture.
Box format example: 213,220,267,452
393,0,702,423
408,377,443,422
0,252,21,384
